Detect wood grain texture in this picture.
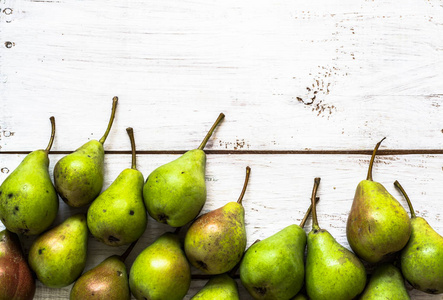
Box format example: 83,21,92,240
1,0,443,151
0,153,442,299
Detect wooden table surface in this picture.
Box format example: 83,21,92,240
1,0,443,299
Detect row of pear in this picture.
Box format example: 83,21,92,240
0,97,442,299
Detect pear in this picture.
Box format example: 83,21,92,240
394,180,443,294
54,97,118,207
0,229,35,300
0,117,58,235
87,127,146,246
143,113,224,227
28,214,88,288
70,240,137,300
306,178,366,300
129,232,191,300
185,166,250,275
346,138,411,263
240,197,318,299
191,274,239,300
360,264,410,299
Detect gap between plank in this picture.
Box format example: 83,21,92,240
1,150,443,155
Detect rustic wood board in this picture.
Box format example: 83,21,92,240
1,0,443,299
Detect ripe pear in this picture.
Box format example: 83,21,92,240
346,138,411,263
0,117,58,235
143,113,224,227
87,127,146,246
306,178,366,300
54,97,118,207
70,240,137,300
240,197,318,299
185,166,250,275
394,180,443,294
28,214,88,288
360,264,410,299
129,232,191,300
0,229,35,300
191,274,239,300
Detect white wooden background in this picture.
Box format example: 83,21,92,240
1,0,443,299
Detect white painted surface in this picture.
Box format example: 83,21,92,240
1,0,443,299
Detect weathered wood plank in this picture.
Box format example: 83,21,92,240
0,153,442,299
1,0,443,151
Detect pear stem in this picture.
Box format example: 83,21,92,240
119,239,138,262
126,127,137,170
45,116,56,153
394,180,416,218
99,96,118,145
300,197,319,228
197,113,225,150
366,137,386,181
311,178,321,231
237,166,251,205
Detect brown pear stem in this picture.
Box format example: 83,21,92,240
366,137,386,181
99,96,118,145
126,127,137,170
197,113,225,150
119,239,138,262
300,197,319,228
311,178,321,231
45,116,56,153
394,180,416,218
237,166,251,205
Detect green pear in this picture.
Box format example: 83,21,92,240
346,138,411,263
54,97,118,207
28,214,88,288
191,274,239,300
0,229,35,300
129,232,191,300
143,113,224,227
240,197,318,299
360,264,410,299
306,178,366,300
395,181,443,294
70,241,137,300
0,117,58,235
185,166,250,275
87,127,146,246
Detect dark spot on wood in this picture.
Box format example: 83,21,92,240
129,210,134,215
108,235,120,243
196,260,208,270
8,193,13,198
254,287,267,295
4,41,13,48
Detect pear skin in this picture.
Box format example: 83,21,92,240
28,214,88,288
70,256,130,300
191,274,239,300
239,199,316,300
395,181,443,294
143,113,224,227
0,117,58,235
129,232,191,300
185,167,250,275
306,178,366,300
346,138,411,263
54,97,118,207
88,128,146,246
144,149,206,227
0,230,35,300
360,264,410,299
